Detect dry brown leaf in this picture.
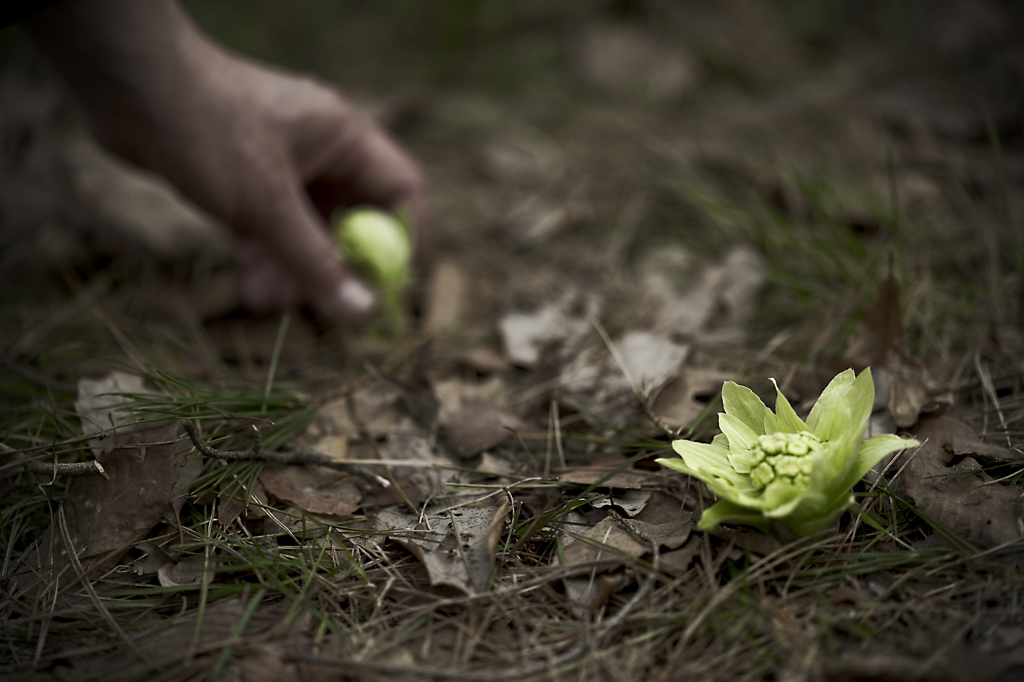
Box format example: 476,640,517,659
375,501,510,594
901,416,1023,549
552,466,651,490
556,516,648,618
15,421,182,604
842,273,953,428
300,382,407,442
660,537,701,576
651,245,766,343
498,290,598,367
157,555,211,587
591,489,652,517
259,462,362,520
74,371,150,455
442,405,524,459
423,258,468,337
652,366,734,429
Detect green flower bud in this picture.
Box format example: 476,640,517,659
656,369,921,537
747,432,821,491
334,207,411,290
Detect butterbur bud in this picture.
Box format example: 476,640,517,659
334,207,411,291
656,369,920,537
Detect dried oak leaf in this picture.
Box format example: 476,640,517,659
901,416,1024,549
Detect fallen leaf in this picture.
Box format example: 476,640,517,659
842,273,953,428
660,536,701,576
652,245,767,343
375,501,510,594
590,489,652,517
652,366,734,429
300,382,407,442
476,451,525,478
15,421,181,604
499,290,598,367
552,466,652,490
442,405,524,459
900,416,1023,549
218,477,270,527
556,331,689,428
75,371,200,524
615,331,690,399
555,516,648,618
259,462,362,520
74,371,150,454
157,555,212,587
423,259,468,337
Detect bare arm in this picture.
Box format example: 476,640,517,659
25,0,423,322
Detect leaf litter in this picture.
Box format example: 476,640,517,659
3,3,1024,681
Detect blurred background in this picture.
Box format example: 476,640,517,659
0,0,1021,378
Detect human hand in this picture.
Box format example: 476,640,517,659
26,0,423,323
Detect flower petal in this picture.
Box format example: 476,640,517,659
719,413,758,451
806,368,857,441
721,381,769,436
770,378,807,433
836,434,920,492
697,499,770,532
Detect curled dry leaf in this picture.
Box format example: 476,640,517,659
651,245,767,344
375,501,510,595
157,555,212,588
901,416,1023,549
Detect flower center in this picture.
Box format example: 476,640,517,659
748,432,822,490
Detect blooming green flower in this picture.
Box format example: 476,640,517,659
656,368,919,537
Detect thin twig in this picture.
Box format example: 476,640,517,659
181,421,390,490
0,442,107,478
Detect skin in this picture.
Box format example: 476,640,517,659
24,0,424,323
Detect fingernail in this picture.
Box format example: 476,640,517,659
337,278,375,317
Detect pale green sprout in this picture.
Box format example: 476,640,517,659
656,368,919,537
334,207,411,328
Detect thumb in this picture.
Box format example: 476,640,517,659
247,179,375,324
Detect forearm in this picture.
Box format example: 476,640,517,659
23,0,212,165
